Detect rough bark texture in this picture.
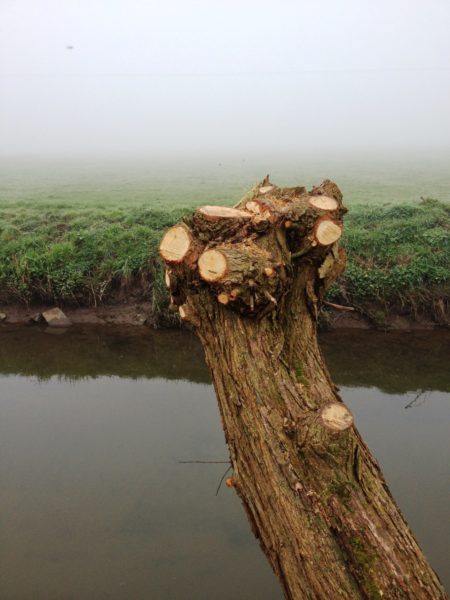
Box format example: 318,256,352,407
159,177,447,600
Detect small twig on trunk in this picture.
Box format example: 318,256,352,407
178,460,231,464
216,465,233,496
291,244,313,260
324,300,355,312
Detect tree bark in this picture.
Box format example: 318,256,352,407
159,178,447,600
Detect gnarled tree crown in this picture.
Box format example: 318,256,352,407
160,176,346,321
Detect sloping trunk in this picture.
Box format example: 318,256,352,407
160,178,446,600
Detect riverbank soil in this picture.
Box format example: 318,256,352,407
160,178,447,599
0,302,154,326
0,302,440,331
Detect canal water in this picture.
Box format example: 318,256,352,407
0,326,448,599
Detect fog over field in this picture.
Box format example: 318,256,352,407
1,0,450,163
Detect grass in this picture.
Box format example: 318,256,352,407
1,197,448,327
0,202,188,325
0,166,449,326
329,198,450,325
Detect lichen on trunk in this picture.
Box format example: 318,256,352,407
159,177,447,600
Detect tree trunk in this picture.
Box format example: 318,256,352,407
160,177,447,600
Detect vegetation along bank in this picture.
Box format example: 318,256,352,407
0,196,449,329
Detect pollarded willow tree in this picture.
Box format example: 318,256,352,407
159,177,446,600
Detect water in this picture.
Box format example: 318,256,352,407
0,326,448,599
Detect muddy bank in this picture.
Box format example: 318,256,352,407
323,308,438,330
0,302,440,331
0,302,155,327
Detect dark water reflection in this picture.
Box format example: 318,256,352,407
0,326,448,599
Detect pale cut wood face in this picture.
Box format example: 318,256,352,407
309,196,338,211
315,219,342,245
198,205,251,219
198,249,227,282
160,225,191,263
259,185,275,194
245,201,261,214
321,403,353,431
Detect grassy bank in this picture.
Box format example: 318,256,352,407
1,194,449,327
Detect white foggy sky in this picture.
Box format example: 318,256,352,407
1,0,449,159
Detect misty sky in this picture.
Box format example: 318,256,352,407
1,0,450,159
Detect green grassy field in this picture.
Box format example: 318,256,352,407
1,160,449,326
1,157,449,206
